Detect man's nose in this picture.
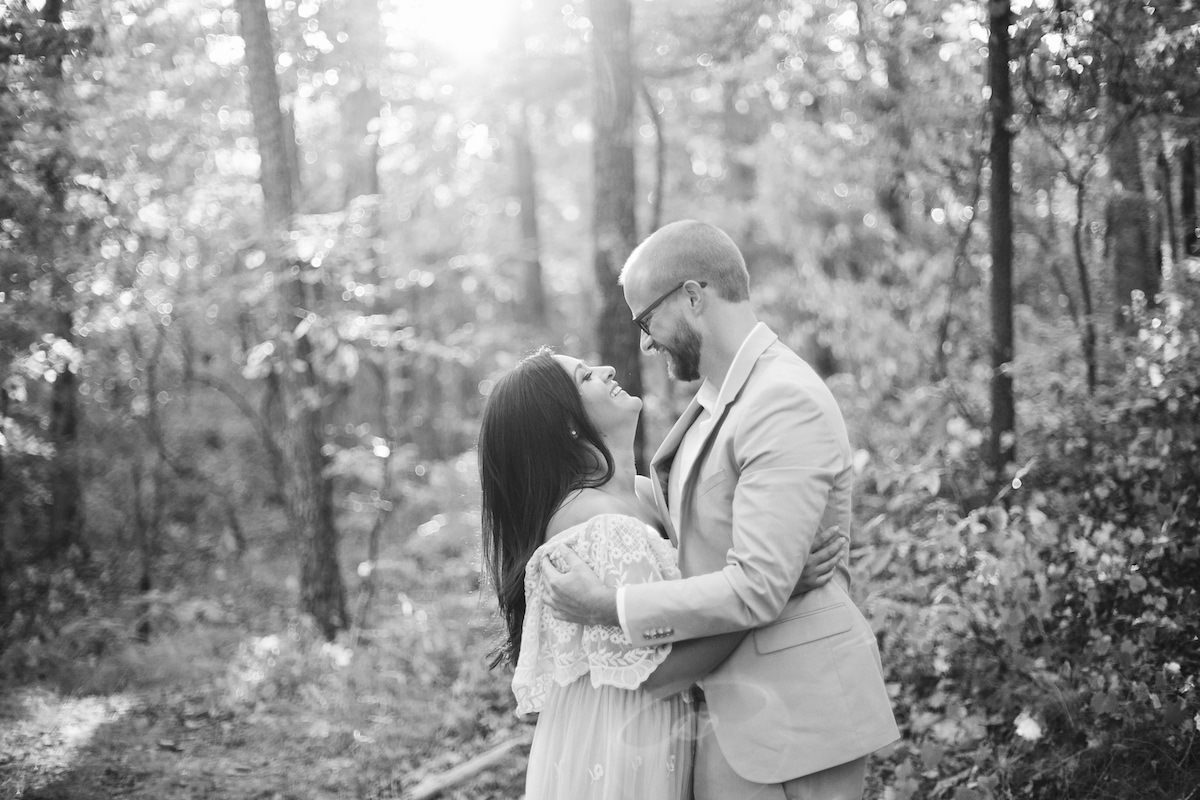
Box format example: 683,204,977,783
639,330,655,353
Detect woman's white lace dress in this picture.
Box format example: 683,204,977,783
513,513,694,800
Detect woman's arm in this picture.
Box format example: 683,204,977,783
641,630,746,700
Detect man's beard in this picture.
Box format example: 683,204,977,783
662,323,702,382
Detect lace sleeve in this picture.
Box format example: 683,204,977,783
511,514,680,716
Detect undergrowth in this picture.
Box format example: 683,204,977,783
0,453,528,800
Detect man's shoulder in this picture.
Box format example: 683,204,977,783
736,342,850,446
746,342,830,400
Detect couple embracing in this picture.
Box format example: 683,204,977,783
479,220,900,800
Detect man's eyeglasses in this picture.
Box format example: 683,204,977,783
632,280,707,336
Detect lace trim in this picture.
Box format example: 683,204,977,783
512,514,680,716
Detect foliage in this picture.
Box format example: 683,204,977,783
865,279,1200,799
2,0,1200,796
0,479,527,799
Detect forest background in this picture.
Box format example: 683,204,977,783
1,0,1198,798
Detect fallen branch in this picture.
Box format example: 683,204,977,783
402,733,532,800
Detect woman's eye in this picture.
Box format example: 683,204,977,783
582,371,593,382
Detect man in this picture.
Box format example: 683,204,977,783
543,220,899,800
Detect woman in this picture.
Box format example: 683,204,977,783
478,348,743,800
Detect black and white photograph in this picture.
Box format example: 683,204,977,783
1,0,1197,798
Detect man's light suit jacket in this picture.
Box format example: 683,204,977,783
624,324,900,783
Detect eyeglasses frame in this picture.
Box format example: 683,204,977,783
632,280,708,336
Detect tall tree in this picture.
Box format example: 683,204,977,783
988,0,1016,478
508,4,548,327
589,0,644,462
41,0,84,558
721,76,756,204
330,0,383,206
1106,121,1158,317
1183,140,1198,258
512,101,549,327
859,2,912,241
236,0,347,638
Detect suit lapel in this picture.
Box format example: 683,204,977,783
670,324,780,537
711,324,777,415
650,324,781,548
651,397,703,547
680,324,779,482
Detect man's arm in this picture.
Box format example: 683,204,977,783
640,630,746,699
621,382,845,645
541,521,846,627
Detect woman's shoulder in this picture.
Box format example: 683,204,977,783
545,489,643,540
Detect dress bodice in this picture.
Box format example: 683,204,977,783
512,513,681,716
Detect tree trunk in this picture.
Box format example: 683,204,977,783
988,0,1016,478
350,359,399,638
341,80,381,204
131,457,154,643
48,283,81,557
1073,180,1098,394
512,102,548,327
1183,140,1198,258
640,80,665,233
0,387,8,617
335,0,383,206
40,0,83,559
237,0,347,639
1157,149,1177,265
590,0,645,466
722,77,756,203
934,148,985,380
505,4,549,328
876,12,910,240
1106,123,1158,318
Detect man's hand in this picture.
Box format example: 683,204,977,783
794,525,848,594
541,547,620,627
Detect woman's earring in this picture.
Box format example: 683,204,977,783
570,429,578,438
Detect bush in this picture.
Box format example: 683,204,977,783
869,288,1200,799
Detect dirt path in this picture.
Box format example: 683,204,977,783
1,686,370,799
1,683,529,800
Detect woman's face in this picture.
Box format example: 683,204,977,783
552,355,642,436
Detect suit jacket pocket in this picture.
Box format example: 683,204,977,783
697,469,728,497
754,603,852,654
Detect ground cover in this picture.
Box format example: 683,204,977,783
0,469,532,800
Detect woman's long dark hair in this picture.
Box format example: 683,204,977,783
478,348,615,668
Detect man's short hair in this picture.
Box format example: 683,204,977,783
620,220,751,302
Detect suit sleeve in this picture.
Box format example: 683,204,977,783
622,381,842,646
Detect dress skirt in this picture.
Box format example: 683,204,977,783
526,674,694,800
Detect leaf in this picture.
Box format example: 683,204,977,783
919,739,944,770
863,544,895,579
1163,700,1189,727
293,313,314,340
242,340,276,379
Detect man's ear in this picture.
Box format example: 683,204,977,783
683,279,705,312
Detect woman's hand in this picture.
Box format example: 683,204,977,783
794,525,847,594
